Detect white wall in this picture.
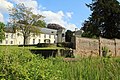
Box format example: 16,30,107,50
0,32,56,45
29,34,55,44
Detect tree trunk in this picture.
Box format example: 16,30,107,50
23,36,28,46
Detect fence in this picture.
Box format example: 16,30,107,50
72,37,120,57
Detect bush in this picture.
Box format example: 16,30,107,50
0,46,120,80
18,44,37,47
0,46,62,80
57,42,73,48
37,43,56,47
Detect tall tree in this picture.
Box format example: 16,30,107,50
82,0,120,39
9,3,46,45
0,22,5,42
47,23,65,30
65,30,73,42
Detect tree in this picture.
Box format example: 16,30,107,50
65,30,73,42
9,3,46,45
47,23,65,30
82,0,120,39
0,22,5,42
33,20,46,28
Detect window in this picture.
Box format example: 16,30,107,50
33,39,35,44
11,34,14,39
17,33,20,37
44,39,50,43
0,40,2,44
6,34,8,38
44,34,46,38
49,35,51,38
44,40,46,43
62,33,64,37
6,40,8,44
38,39,40,43
11,41,13,44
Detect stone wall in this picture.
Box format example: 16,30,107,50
115,39,120,56
72,37,120,57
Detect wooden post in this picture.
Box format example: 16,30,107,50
114,39,117,56
99,37,102,57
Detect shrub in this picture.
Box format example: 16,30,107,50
37,43,56,47
0,46,120,80
57,42,73,48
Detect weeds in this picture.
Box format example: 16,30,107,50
0,46,120,80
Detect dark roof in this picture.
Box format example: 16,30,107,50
4,27,57,35
40,28,57,35
47,23,65,30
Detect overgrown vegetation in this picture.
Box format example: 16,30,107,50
0,22,5,42
0,46,120,80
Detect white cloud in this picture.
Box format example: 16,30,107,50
0,0,13,13
0,13,4,22
1,0,77,30
0,0,13,23
41,10,77,31
10,0,77,30
66,12,73,18
11,0,43,14
41,11,65,26
65,23,77,31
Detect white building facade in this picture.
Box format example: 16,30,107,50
0,28,57,45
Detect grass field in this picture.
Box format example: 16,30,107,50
0,46,120,80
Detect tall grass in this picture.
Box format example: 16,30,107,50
0,46,120,80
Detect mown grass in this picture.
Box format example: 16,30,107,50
0,46,120,80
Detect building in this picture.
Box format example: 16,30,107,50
73,28,84,37
0,27,59,45
47,23,66,43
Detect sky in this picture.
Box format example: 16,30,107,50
0,0,120,31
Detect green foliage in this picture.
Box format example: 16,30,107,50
47,23,65,30
0,46,120,80
57,42,73,48
0,22,5,41
102,46,112,58
102,46,109,57
9,3,46,45
65,30,73,42
37,43,56,47
82,0,120,39
33,20,46,28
